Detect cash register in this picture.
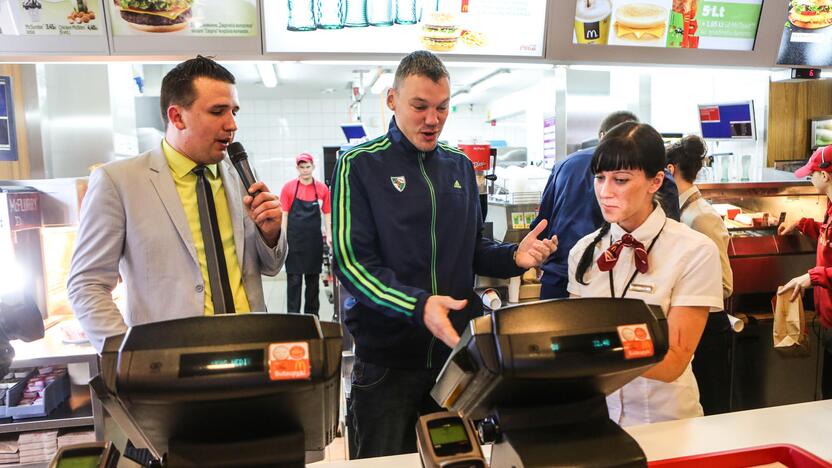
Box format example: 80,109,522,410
83,313,342,467
428,298,669,468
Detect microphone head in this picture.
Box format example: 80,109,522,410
227,142,247,163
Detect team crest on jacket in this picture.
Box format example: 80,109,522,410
391,176,406,192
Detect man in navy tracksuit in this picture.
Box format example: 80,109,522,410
332,51,557,458
531,111,681,299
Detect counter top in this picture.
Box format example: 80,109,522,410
698,168,812,193
311,400,832,467
10,319,97,368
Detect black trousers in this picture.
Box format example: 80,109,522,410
821,326,832,399
286,273,319,316
347,358,442,459
692,312,733,415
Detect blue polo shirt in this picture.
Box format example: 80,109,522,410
531,147,680,299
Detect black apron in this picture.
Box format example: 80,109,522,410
286,179,324,274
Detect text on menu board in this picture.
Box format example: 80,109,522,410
0,0,104,36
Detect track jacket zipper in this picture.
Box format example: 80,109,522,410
418,152,439,368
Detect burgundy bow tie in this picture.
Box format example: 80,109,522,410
597,233,649,274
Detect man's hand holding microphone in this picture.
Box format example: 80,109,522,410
228,142,283,248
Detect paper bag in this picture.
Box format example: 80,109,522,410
772,291,810,356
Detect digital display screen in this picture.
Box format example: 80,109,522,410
429,423,468,446
56,455,101,468
179,349,264,378
812,117,832,149
572,0,763,51
550,332,622,354
698,102,755,140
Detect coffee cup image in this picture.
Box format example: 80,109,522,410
575,0,611,44
614,3,668,42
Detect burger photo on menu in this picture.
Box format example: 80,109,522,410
114,0,194,32
610,0,670,46
788,0,832,30
420,12,460,51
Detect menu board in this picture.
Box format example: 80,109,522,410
776,0,832,67
263,0,547,56
108,0,257,37
0,0,104,37
572,0,763,51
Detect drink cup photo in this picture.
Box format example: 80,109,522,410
575,0,611,44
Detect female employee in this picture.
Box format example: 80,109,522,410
567,122,723,426
666,135,734,415
279,153,332,316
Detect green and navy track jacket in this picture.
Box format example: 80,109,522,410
332,118,524,369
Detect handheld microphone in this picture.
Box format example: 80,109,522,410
227,142,262,198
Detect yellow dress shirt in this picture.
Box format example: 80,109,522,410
162,139,251,315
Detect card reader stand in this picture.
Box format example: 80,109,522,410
482,397,645,467
91,314,342,468
431,298,669,468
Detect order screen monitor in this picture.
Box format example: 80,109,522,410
431,298,669,468
93,314,342,468
698,101,756,141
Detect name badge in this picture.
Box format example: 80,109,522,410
629,283,654,294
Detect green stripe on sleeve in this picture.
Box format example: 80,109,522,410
333,137,419,316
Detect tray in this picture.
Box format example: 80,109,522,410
650,444,832,468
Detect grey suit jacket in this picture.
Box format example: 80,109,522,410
67,145,287,352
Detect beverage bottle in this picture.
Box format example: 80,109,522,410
367,0,394,26
395,0,421,24
345,0,368,27
288,0,317,30
317,0,346,28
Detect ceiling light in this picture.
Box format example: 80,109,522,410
256,62,278,88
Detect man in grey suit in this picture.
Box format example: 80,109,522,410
68,56,287,352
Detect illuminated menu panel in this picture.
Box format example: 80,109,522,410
263,0,547,56
572,0,763,51
0,0,104,37
107,0,257,37
776,0,832,67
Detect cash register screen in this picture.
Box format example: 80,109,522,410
429,423,467,446
179,349,264,377
550,332,621,354
56,455,101,468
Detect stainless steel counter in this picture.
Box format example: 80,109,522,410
3,319,103,441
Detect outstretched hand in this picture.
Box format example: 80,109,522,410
515,220,558,269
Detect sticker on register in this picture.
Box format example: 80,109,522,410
616,324,654,360
268,342,311,381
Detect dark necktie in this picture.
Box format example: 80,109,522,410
193,166,235,314
597,233,649,274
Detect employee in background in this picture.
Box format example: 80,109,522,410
279,153,332,317
531,111,681,300
666,135,734,415
332,50,557,458
68,56,287,352
568,121,723,426
777,145,832,399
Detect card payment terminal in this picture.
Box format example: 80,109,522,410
416,411,485,468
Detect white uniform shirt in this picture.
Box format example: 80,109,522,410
679,186,734,299
567,205,723,426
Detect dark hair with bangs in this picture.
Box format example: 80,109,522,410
591,121,666,176
575,121,666,285
160,55,236,127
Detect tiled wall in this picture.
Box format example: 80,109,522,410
234,92,528,191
